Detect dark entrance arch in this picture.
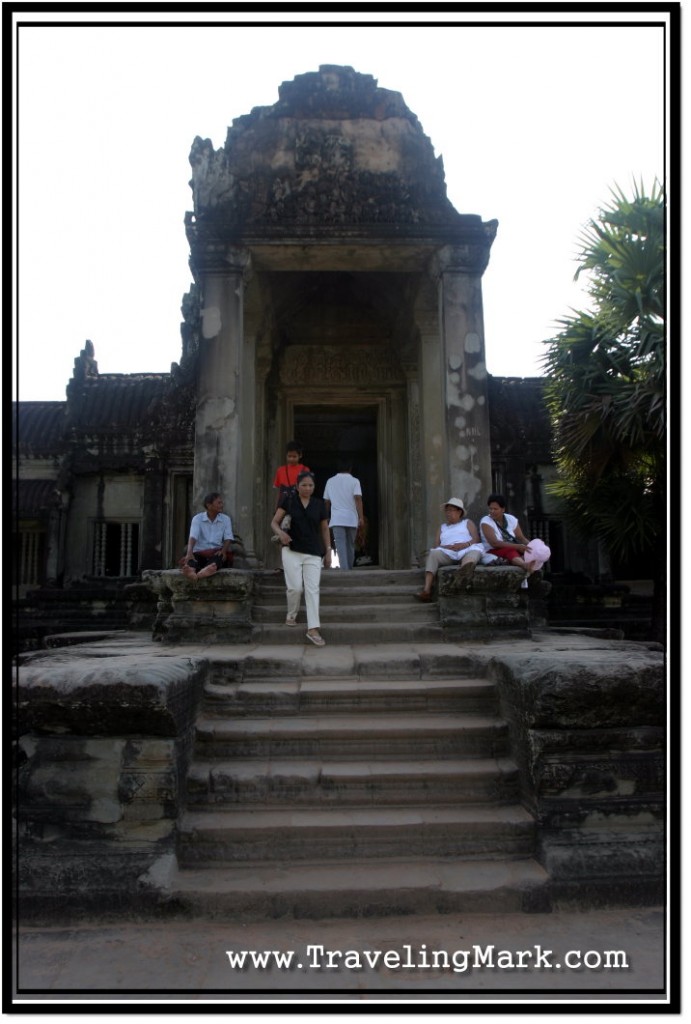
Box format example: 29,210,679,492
294,404,379,565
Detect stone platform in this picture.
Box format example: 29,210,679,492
14,629,665,924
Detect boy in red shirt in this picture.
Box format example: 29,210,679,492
273,440,310,509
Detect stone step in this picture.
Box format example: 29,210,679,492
253,586,430,605
177,804,536,864
251,573,429,610
254,569,423,590
252,602,437,623
203,645,490,684
171,627,547,920
163,856,551,919
202,676,498,716
186,756,519,806
250,622,445,645
194,712,508,760
322,569,423,584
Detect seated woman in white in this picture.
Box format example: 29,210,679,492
417,498,484,601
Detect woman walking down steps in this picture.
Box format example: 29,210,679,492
271,470,332,645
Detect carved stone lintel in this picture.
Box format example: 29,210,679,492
280,345,405,386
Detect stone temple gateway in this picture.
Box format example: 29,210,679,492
186,65,497,568
16,63,618,600
13,67,664,940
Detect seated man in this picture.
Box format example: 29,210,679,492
180,492,234,580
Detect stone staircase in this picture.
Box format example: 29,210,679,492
250,568,443,644
167,643,550,920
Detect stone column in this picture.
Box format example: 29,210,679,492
194,247,252,539
402,361,426,567
44,501,64,586
47,458,75,586
435,244,493,523
234,302,259,567
140,458,165,570
253,351,273,568
414,291,445,564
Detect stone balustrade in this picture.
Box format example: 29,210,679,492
437,565,537,639
142,569,255,644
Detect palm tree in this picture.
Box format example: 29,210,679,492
542,181,666,642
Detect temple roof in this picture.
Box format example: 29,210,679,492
12,402,67,456
487,375,552,460
15,375,550,459
13,479,59,516
64,374,172,433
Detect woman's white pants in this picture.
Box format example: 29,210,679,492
281,547,323,629
424,547,482,574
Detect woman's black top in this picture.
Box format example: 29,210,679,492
281,494,328,557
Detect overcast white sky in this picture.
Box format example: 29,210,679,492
13,9,668,402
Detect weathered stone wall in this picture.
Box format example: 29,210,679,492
14,653,206,919
489,643,665,905
63,474,144,582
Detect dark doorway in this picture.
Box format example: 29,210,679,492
293,405,379,565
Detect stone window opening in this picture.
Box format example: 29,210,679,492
15,525,46,590
92,521,140,577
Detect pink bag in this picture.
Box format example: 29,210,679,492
524,538,550,572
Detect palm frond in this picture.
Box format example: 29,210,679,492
542,181,666,567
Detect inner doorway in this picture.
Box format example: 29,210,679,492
293,405,379,566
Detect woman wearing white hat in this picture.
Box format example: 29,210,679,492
416,498,484,602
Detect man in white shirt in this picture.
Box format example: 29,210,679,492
181,492,234,579
323,461,364,571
